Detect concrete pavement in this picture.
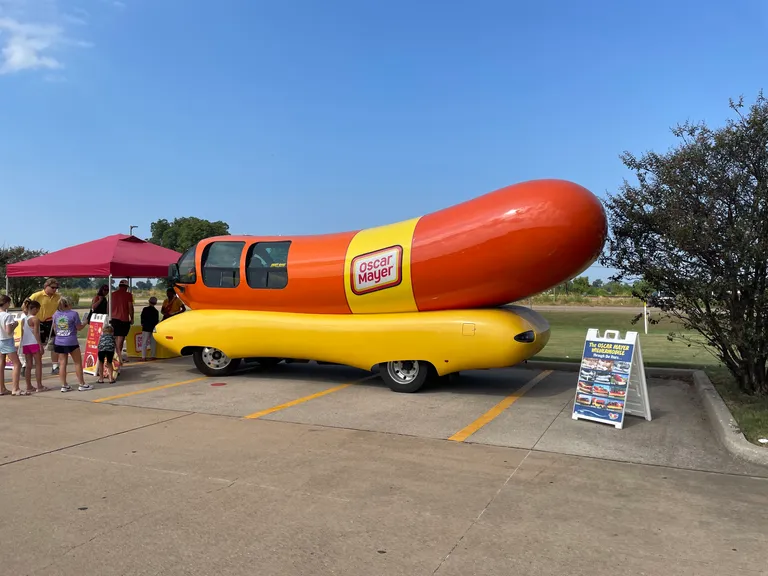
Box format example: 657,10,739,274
1,359,767,575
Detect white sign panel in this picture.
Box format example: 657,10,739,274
572,329,651,429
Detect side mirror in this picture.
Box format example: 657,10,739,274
168,263,180,283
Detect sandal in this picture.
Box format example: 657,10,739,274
12,390,30,396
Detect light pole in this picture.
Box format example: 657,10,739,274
128,226,138,292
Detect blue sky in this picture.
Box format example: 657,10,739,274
1,0,766,282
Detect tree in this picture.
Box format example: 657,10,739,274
571,276,591,294
150,217,230,254
0,246,48,306
601,91,768,395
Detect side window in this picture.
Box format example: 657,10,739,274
201,241,245,288
246,241,291,289
177,246,197,284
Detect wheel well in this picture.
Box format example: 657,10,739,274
180,346,199,357
372,359,437,372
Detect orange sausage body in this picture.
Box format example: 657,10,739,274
175,179,606,314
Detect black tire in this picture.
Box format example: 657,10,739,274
192,347,242,377
379,360,436,393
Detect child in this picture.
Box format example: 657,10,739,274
140,296,159,361
0,294,22,396
52,296,91,392
20,300,48,393
96,324,117,384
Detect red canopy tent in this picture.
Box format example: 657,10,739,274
7,234,181,278
6,234,181,321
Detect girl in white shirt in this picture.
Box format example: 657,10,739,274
0,294,22,395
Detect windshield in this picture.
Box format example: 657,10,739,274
176,246,197,283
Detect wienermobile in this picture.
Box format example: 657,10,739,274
154,179,607,392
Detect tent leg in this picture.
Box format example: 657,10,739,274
108,274,112,324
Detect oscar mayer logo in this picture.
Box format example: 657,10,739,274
351,245,403,295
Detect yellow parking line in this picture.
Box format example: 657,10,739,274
244,375,377,419
92,377,208,403
448,370,553,442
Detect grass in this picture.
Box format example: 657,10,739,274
706,367,768,446
533,310,721,369
530,294,642,307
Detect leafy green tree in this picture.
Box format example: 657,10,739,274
601,92,768,395
0,246,48,306
571,276,591,294
150,217,230,254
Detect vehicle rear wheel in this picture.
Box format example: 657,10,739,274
379,360,435,393
193,347,241,376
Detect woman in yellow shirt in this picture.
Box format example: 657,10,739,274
161,288,186,320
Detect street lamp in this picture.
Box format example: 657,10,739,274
128,226,138,292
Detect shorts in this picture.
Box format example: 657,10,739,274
98,350,115,363
39,320,53,344
22,344,41,355
110,319,131,337
54,344,80,355
0,338,16,355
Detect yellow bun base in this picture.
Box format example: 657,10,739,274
154,305,550,375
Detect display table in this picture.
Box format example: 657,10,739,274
125,324,179,359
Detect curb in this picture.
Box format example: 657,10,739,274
524,361,768,467
691,370,768,467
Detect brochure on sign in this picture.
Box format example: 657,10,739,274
572,329,651,429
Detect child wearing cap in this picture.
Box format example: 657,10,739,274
140,296,160,360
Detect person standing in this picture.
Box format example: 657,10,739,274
0,295,22,395
29,278,61,374
87,284,109,322
21,300,48,392
161,287,186,320
95,325,117,384
140,297,159,360
110,279,134,363
52,296,91,392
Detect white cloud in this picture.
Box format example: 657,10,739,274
0,1,115,77
0,18,63,74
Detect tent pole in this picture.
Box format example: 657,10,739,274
5,276,7,297
108,274,112,323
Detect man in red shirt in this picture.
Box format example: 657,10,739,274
110,279,134,362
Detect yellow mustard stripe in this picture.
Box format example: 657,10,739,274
343,216,421,314
243,374,378,419
92,376,208,403
448,370,553,442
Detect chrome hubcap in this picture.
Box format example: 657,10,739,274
201,347,231,370
387,360,419,384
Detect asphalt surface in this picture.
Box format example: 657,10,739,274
1,357,766,576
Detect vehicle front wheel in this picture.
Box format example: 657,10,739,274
193,347,241,376
379,360,435,393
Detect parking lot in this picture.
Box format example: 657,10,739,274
2,357,768,575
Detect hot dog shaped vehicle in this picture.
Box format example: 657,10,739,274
156,179,607,392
